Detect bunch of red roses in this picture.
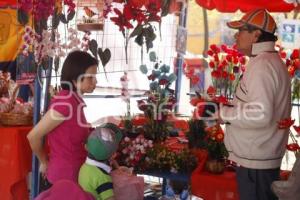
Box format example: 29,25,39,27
207,44,246,100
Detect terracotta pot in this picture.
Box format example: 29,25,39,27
205,159,225,174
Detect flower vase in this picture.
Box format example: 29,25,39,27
205,159,225,174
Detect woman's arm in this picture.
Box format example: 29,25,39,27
27,109,65,173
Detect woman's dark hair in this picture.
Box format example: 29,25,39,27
244,24,278,42
60,51,98,91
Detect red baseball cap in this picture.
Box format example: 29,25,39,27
227,9,277,34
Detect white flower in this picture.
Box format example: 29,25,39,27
125,137,131,142
122,148,128,154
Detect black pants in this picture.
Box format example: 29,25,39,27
236,166,280,200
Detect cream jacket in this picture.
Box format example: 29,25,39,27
221,42,291,169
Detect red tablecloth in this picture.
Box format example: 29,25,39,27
191,167,239,200
0,126,32,200
191,166,291,200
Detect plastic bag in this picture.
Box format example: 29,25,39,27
272,154,300,200
111,168,144,200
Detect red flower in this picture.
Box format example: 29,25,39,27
215,133,224,142
286,143,300,152
137,100,147,111
110,8,134,32
233,56,239,64
280,51,287,59
213,55,219,62
207,86,216,96
225,55,232,62
211,70,221,78
291,49,300,60
286,59,291,67
210,44,220,53
229,73,235,81
148,74,155,81
145,0,161,15
214,95,228,104
241,65,246,72
293,125,300,135
220,44,227,52
288,65,296,77
191,76,200,85
207,50,214,56
129,0,149,8
277,118,295,129
239,56,246,65
190,97,204,107
209,61,215,68
159,78,168,85
222,71,228,78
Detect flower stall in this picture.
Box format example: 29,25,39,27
1,0,300,200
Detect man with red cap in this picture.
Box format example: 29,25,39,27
219,9,291,200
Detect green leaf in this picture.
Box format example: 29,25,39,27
160,64,170,73
134,34,144,46
67,10,75,21
98,48,111,67
149,51,157,62
150,81,159,90
139,64,148,74
161,0,171,17
59,13,68,24
17,9,29,25
153,70,161,77
129,25,143,38
144,26,156,41
146,40,153,52
88,39,98,59
168,73,177,83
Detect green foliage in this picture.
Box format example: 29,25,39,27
145,144,197,173
186,119,228,160
186,119,207,149
292,79,300,100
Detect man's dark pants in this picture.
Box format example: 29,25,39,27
236,166,280,200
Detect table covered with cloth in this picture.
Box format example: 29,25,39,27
0,126,32,200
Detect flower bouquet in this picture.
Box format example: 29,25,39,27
207,44,246,100
278,47,300,101
137,51,177,142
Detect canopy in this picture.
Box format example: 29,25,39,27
195,0,296,12
0,0,17,7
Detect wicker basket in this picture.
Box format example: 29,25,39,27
0,84,33,126
0,112,33,126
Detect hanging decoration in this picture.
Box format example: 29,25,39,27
76,0,105,31
104,0,168,63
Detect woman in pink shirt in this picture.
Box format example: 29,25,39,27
27,51,98,188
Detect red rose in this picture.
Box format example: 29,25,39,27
291,49,300,60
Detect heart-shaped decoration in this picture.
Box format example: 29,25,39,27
97,48,111,67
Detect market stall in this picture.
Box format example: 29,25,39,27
0,0,300,200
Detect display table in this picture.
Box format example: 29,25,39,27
191,167,239,200
0,126,32,200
